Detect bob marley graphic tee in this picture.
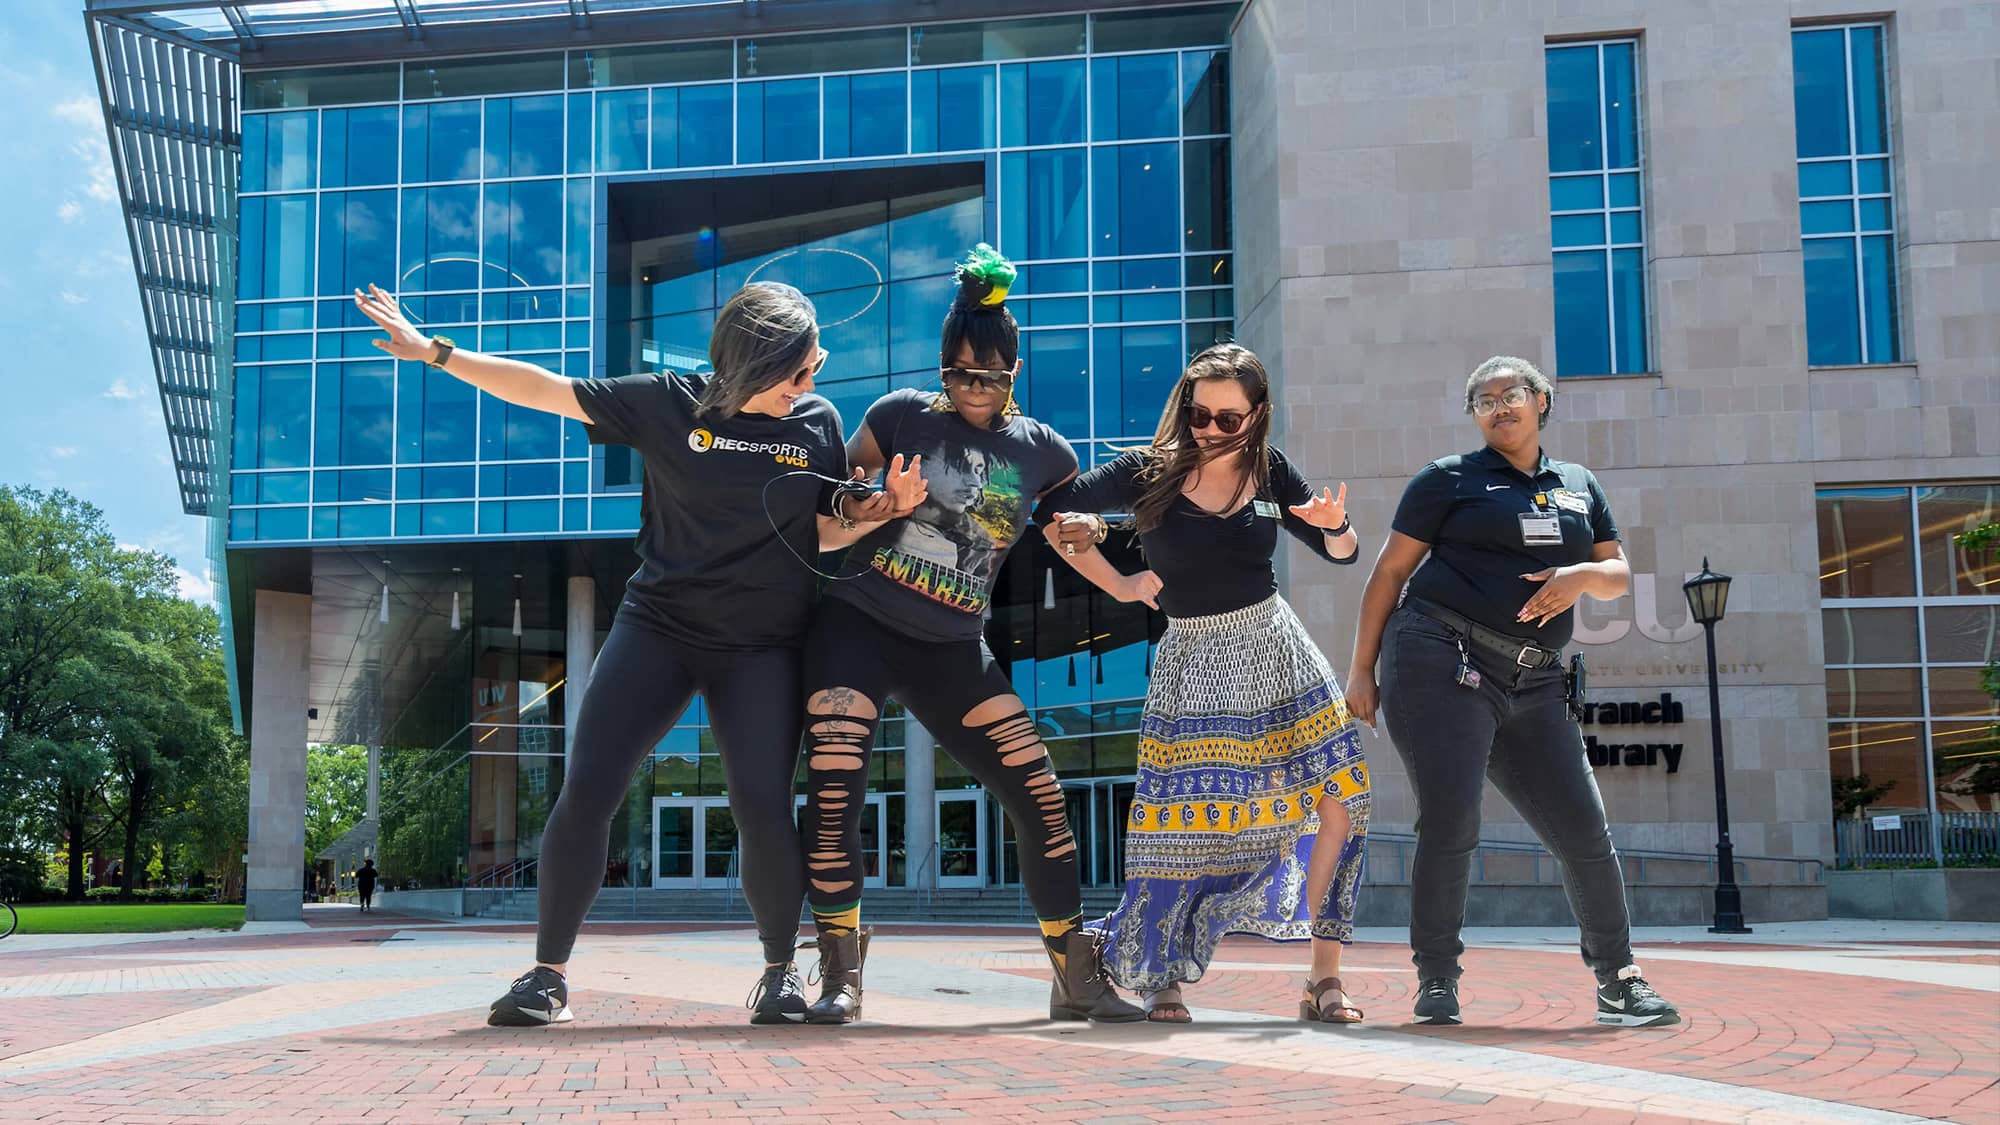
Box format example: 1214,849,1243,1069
829,388,1077,643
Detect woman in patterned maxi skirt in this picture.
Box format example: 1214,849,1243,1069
1035,343,1372,1023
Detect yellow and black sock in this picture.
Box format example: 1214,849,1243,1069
812,902,861,939
1039,913,1083,973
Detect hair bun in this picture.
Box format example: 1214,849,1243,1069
952,243,1016,311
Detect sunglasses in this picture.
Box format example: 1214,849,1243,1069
786,347,829,387
1469,384,1535,417
941,366,1013,391
1185,403,1254,434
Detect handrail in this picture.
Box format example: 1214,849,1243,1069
911,840,941,912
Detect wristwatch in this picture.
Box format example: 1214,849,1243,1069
425,335,457,369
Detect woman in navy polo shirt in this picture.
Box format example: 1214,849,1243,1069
1345,356,1680,1029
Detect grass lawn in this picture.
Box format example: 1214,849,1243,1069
10,904,245,934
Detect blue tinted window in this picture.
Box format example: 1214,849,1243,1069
1610,248,1646,376
483,180,565,288
238,363,311,469
1182,49,1228,136
320,106,399,187
314,361,395,465
1798,161,1850,197
1803,238,1861,365
1850,27,1887,154
486,400,561,461
1019,329,1087,439
1552,251,1611,376
1091,53,1178,141
507,500,560,533
567,93,592,174
1600,43,1638,170
261,472,309,504
398,363,475,462
239,195,315,299
592,496,640,529
825,73,907,158
596,90,648,172
483,95,564,178
334,504,393,539
565,179,592,287
1801,201,1853,235
401,100,480,182
1000,60,1085,147
1550,176,1602,210
1093,143,1178,256
912,66,996,153
400,186,479,291
1001,148,1087,259
1552,214,1604,247
739,79,819,164
1183,138,1229,251
241,111,316,192
651,86,733,168
1861,234,1898,364
1094,325,1181,439
1546,46,1602,172
317,190,396,295
256,506,309,541
1792,29,1850,158
422,502,475,536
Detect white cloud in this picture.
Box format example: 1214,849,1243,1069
52,96,98,126
174,565,215,605
104,379,139,400
56,200,82,223
72,136,117,204
51,446,76,458
58,289,85,304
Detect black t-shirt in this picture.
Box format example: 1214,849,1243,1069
830,389,1077,643
357,866,377,889
1034,446,1354,619
572,371,847,651
1391,445,1618,647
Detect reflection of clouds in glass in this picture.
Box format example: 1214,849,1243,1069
338,195,388,241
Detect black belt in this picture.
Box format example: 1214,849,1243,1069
1404,597,1563,669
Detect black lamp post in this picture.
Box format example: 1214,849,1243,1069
1683,558,1750,934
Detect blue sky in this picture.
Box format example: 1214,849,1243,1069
0,6,211,601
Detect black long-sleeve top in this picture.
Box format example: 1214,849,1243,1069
1033,446,1356,619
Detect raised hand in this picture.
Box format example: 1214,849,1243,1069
1289,482,1349,531
840,455,927,523
353,284,432,362
1517,565,1590,627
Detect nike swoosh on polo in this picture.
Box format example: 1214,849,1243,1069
1485,484,1510,491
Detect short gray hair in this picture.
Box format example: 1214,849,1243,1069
698,282,819,418
1463,355,1554,425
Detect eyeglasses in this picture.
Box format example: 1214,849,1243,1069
1185,403,1253,434
1469,385,1535,417
788,348,829,387
941,366,1012,391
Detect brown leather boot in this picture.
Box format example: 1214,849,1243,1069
1048,929,1145,1022
805,927,868,1025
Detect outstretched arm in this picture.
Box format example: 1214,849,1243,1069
354,284,588,423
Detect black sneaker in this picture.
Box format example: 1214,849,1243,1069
1596,973,1679,1027
1412,976,1461,1025
488,966,572,1027
747,962,809,1025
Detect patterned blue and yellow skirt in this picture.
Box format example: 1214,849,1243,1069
1097,594,1371,992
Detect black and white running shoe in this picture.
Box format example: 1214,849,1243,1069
488,966,573,1027
1412,976,1462,1025
747,962,809,1025
1595,972,1680,1027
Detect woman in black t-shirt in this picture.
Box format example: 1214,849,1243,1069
1036,343,1371,1024
796,246,1143,1025
1345,356,1678,1030
354,282,923,1030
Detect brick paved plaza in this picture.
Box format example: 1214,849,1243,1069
0,909,1993,1125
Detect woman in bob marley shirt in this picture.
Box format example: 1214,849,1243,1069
799,246,1145,1026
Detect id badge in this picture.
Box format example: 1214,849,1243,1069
1519,512,1563,546
1252,499,1282,518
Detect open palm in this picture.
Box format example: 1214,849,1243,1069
352,284,432,362
1289,482,1349,530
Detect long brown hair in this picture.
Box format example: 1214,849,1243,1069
1131,343,1274,533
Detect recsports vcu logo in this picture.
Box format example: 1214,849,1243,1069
688,428,810,468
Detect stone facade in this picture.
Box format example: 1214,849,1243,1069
1233,0,2000,865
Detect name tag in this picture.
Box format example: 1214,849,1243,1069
1550,489,1590,514
1519,513,1563,546
1253,499,1282,518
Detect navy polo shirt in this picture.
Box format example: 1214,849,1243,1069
1391,445,1619,648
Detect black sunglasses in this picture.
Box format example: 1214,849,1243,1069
941,366,1012,391
1185,403,1254,434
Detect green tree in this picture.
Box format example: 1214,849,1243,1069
306,745,370,861
1947,522,2000,805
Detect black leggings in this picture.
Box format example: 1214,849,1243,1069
535,618,806,966
801,597,1079,926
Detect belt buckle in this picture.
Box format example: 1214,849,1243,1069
1515,645,1541,668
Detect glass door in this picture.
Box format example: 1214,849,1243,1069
702,802,739,884
651,798,697,888
936,791,985,888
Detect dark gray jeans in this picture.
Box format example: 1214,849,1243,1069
1379,605,1633,985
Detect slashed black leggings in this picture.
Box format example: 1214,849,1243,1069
801,596,1080,926
535,617,806,966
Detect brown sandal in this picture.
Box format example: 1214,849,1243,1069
1301,976,1364,1023
1145,988,1193,1023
